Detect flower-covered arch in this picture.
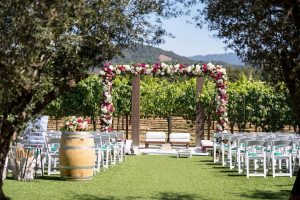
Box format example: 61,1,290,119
99,62,228,133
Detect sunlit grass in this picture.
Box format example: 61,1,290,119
4,155,295,200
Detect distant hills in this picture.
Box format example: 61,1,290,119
112,45,196,65
112,45,245,67
189,52,245,67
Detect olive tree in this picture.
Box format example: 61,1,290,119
191,0,300,198
0,1,183,199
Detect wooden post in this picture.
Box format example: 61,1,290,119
167,116,172,143
195,77,205,147
131,75,140,146
126,114,129,139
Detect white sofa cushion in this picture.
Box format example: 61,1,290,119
169,139,190,143
169,133,190,140
201,140,213,147
145,138,165,142
145,132,166,139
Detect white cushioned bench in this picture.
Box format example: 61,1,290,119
201,140,213,153
145,131,166,148
169,133,190,148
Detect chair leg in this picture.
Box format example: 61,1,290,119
264,156,267,178
246,156,249,178
272,157,276,178
213,142,217,163
48,156,51,176
222,143,225,166
289,155,293,177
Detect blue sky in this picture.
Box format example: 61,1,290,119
157,16,233,57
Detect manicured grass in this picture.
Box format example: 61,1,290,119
4,155,295,200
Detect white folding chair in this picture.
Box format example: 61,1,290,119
271,139,293,178
244,140,267,178
45,134,61,175
213,132,222,163
99,134,112,170
110,132,125,164
23,132,47,176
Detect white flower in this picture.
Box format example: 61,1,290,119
217,79,223,84
145,69,152,75
138,67,144,72
220,68,226,74
99,70,106,75
108,65,114,71
195,64,201,72
161,63,168,69
187,66,192,73
166,67,171,74
115,69,121,75
101,106,108,113
216,124,223,131
174,64,180,69
105,95,112,103
124,65,131,71
207,62,215,71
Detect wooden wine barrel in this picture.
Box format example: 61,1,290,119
59,132,95,181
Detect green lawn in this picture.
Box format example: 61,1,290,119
3,155,295,200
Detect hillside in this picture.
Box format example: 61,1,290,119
112,45,196,65
189,52,245,67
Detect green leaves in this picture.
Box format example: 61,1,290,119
227,75,294,132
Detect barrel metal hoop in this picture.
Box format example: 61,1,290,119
62,132,94,138
62,146,95,150
62,175,93,180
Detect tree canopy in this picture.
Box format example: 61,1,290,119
192,0,300,197
0,1,184,199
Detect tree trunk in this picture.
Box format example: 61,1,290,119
279,54,300,198
0,121,16,200
212,120,215,130
55,118,59,131
91,114,96,131
237,124,241,132
230,123,234,134
167,116,172,143
117,117,120,131
122,116,124,130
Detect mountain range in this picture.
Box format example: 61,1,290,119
112,45,245,67
189,52,244,66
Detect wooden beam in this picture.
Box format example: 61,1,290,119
195,77,205,147
131,75,140,146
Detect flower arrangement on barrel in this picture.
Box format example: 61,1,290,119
61,116,90,132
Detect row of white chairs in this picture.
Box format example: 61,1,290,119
2,131,126,179
92,131,126,173
213,132,300,178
